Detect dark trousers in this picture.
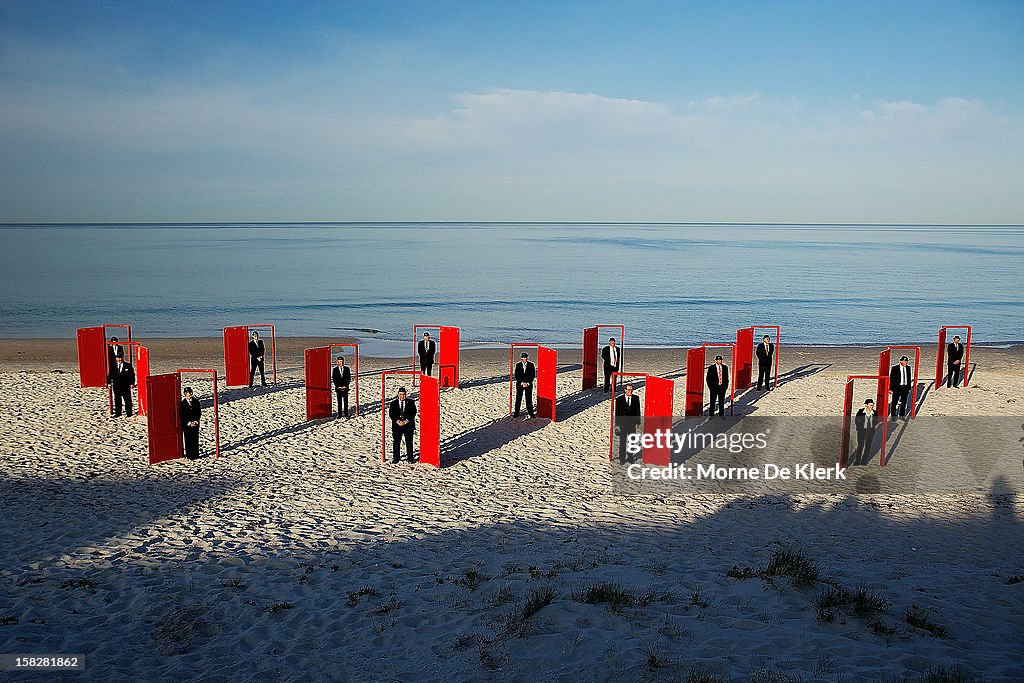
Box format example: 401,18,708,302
514,384,535,417
420,360,433,376
249,358,266,386
603,366,617,392
392,427,414,462
708,388,726,416
617,419,640,465
757,364,772,389
112,388,133,417
854,427,876,464
890,389,910,418
183,425,200,459
335,389,348,417
946,363,961,388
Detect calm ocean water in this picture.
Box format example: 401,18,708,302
0,223,1021,351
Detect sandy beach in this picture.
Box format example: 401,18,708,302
1,339,1023,681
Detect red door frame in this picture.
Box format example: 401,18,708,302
840,374,890,469
177,369,221,460
223,324,277,387
412,324,461,388
745,325,781,390
607,372,674,465
582,324,625,390
508,343,558,420
877,345,921,418
380,371,440,467
305,343,361,420
105,341,150,417
700,342,737,416
934,325,972,389
76,323,132,387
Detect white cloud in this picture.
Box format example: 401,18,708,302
813,97,997,143
688,92,761,112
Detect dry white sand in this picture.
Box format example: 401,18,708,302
1,343,1022,681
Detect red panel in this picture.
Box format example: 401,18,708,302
877,348,891,410
136,346,150,417
439,326,460,388
76,326,107,387
305,346,332,420
643,376,674,466
878,377,890,466
419,375,441,467
146,373,183,465
223,325,250,387
582,327,598,389
840,379,854,469
934,328,946,389
735,327,754,390
684,347,705,416
536,346,557,420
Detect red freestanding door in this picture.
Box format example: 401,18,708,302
419,375,441,467
840,379,854,469
582,326,598,390
77,326,107,387
438,326,460,388
734,327,754,390
643,376,675,466
147,372,183,465
684,348,706,417
223,326,250,387
934,328,947,388
136,346,150,417
876,349,892,410
536,346,558,421
305,346,333,420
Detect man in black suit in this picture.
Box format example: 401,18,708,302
332,356,351,418
706,354,729,417
946,335,965,388
853,398,877,464
180,387,202,459
107,336,123,381
418,332,436,376
889,355,914,419
110,350,136,418
388,387,416,463
756,334,774,390
601,337,620,393
248,331,267,387
614,383,642,464
513,352,536,418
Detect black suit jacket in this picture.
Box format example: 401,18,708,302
756,342,774,366
332,366,351,391
180,397,201,426
615,394,641,417
855,408,876,430
706,364,729,391
418,340,436,363
110,362,135,391
601,345,620,372
514,361,536,385
249,339,264,359
946,342,964,365
889,364,913,390
388,398,416,429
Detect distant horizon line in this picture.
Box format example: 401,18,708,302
2,221,1023,228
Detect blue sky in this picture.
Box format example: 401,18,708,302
1,1,1022,222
